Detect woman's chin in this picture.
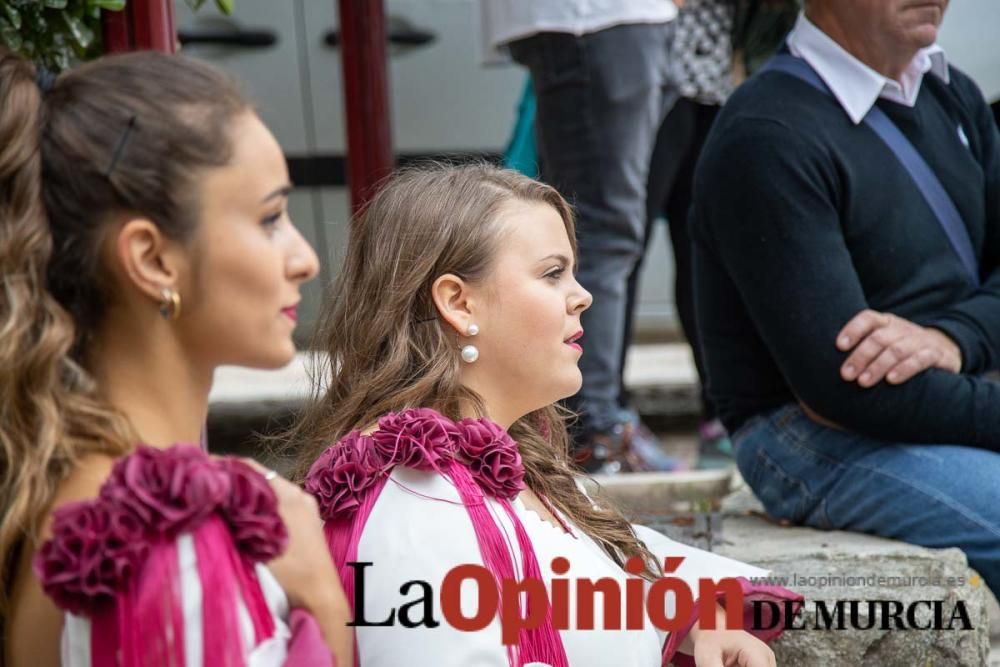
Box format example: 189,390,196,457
551,371,583,402
236,341,297,371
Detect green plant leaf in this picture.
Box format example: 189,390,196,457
2,0,235,72
62,12,94,49
91,0,126,10
1,26,23,52
3,4,22,30
53,48,70,71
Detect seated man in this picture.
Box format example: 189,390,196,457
691,0,1000,594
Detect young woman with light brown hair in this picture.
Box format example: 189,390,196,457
289,164,802,666
0,48,350,666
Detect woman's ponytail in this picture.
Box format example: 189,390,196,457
0,48,131,625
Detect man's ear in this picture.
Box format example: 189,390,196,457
112,217,186,306
431,273,476,336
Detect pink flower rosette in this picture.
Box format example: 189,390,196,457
34,500,149,615
217,459,289,562
370,408,459,471
305,431,383,521
455,417,526,500
99,445,231,534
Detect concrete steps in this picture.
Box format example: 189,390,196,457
208,343,698,408
592,472,999,666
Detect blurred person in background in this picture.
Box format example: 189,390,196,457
481,0,684,473
622,0,800,470
692,0,1000,594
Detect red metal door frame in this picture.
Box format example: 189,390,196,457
338,0,395,213
102,1,177,53
101,1,394,212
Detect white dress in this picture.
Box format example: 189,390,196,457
353,467,770,667
61,535,296,667
39,445,331,667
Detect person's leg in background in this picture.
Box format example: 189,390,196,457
621,0,737,470
622,99,728,470
620,98,697,470
735,404,1000,596
662,102,733,468
509,23,676,473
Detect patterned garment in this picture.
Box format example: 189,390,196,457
671,0,736,105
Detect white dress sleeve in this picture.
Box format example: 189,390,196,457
353,466,512,667
632,524,769,590
574,476,769,587
60,533,294,667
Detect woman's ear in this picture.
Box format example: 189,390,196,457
112,217,187,307
431,273,475,336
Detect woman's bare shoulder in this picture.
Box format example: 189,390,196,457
7,453,118,667
44,453,117,536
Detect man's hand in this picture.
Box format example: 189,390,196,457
836,309,962,388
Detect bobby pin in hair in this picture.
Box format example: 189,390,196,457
104,115,137,178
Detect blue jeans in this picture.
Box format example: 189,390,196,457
734,403,1000,594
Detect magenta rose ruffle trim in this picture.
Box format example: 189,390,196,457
305,407,526,520
34,445,288,616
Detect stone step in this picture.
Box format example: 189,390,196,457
206,344,703,454
591,475,998,665
583,468,736,514
208,343,698,407
717,485,1000,664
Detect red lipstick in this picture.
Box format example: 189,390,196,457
565,330,583,352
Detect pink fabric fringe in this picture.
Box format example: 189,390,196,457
194,516,276,666
326,476,390,667
499,500,569,667
661,576,805,666
449,462,569,667
90,517,292,667
447,462,519,667
324,459,570,667
91,536,185,667
39,445,331,666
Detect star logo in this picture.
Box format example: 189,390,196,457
969,574,983,588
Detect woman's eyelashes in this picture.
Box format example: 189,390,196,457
545,267,565,281
261,209,284,230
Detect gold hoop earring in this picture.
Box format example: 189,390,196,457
159,287,181,321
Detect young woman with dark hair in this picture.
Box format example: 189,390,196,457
0,48,351,666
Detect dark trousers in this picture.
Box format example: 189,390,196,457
621,98,721,419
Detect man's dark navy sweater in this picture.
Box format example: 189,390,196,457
690,64,1000,447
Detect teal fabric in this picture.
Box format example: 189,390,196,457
502,77,539,178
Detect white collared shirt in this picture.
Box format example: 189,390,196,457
787,13,950,125
480,1,678,52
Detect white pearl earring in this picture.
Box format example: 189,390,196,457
460,323,480,362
